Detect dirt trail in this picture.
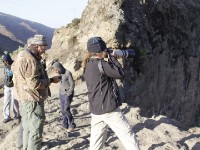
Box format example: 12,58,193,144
0,81,199,150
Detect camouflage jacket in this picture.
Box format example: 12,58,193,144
12,50,50,102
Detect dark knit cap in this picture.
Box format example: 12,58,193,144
87,37,106,53
52,62,65,74
3,54,13,64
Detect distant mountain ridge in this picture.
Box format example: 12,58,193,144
0,12,55,54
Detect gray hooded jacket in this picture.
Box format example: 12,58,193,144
60,69,74,95
52,62,75,95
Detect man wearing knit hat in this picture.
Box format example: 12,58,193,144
12,34,60,150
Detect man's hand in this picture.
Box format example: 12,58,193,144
50,76,61,83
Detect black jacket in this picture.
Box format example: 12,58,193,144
84,56,125,115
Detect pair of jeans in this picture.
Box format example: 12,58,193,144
90,108,140,150
3,86,20,119
59,94,75,129
21,101,45,150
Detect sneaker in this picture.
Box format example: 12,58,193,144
66,127,75,132
3,117,11,123
14,115,21,119
58,125,67,130
58,125,75,132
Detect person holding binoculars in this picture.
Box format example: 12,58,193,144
82,37,140,150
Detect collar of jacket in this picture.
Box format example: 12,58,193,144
27,49,42,61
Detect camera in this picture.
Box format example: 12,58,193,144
106,48,135,58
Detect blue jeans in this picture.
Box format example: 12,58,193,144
59,94,75,129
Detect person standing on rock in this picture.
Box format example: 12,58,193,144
82,37,140,150
2,53,20,123
51,61,76,132
12,34,60,150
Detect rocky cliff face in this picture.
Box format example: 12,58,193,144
49,0,200,127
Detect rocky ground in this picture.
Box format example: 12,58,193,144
0,77,199,150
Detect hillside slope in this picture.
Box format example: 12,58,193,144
0,12,55,54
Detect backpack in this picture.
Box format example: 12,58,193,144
4,66,14,87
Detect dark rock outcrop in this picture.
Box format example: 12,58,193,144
121,0,200,127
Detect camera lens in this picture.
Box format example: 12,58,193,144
113,49,135,58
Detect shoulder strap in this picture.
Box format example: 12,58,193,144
97,59,106,97
98,60,106,75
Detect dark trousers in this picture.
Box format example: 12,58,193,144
59,94,75,129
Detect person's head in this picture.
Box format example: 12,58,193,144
87,36,107,55
31,34,48,55
2,53,13,65
82,37,107,70
87,36,108,59
51,62,65,74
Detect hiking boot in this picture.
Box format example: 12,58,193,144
3,117,11,123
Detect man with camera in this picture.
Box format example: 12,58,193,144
82,37,140,150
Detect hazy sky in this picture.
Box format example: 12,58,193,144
0,0,88,28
